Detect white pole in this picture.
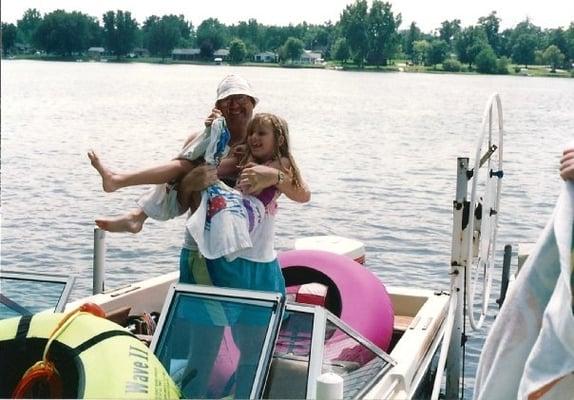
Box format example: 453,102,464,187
445,157,469,399
93,227,106,294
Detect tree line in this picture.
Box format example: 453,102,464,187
2,0,573,73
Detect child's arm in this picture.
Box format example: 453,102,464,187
239,159,310,203
271,158,311,203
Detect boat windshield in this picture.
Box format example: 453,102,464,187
266,303,395,399
150,283,285,399
0,271,75,320
151,284,395,399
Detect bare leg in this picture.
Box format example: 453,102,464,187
95,208,148,233
88,150,194,192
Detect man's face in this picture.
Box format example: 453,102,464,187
217,94,254,131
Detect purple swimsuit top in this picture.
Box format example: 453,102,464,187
257,185,278,206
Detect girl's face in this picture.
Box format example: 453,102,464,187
248,121,276,162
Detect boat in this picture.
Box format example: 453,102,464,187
1,94,507,398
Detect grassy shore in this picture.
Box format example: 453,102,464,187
4,54,573,78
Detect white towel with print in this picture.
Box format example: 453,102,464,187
137,118,230,221
473,181,574,400
185,118,265,260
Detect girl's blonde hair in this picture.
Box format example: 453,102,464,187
241,113,304,188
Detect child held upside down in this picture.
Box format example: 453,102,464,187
89,112,308,260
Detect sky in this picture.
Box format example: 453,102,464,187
1,0,573,32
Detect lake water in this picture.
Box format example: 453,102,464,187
1,60,573,396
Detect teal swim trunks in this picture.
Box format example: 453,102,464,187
179,248,286,325
180,248,285,294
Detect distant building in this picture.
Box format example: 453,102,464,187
254,51,278,63
300,50,323,64
213,49,230,61
133,48,149,58
15,43,33,54
172,48,200,61
87,47,105,60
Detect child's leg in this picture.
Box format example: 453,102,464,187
95,208,148,233
88,150,192,192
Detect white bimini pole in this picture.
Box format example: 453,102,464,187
93,228,106,294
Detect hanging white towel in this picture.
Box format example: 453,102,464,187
473,180,574,399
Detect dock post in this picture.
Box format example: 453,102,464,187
93,228,106,294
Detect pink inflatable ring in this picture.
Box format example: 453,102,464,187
278,250,394,351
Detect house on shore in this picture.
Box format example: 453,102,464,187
254,51,278,63
172,48,200,61
87,47,105,60
300,50,323,64
213,49,230,62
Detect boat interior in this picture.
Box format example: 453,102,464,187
1,268,449,399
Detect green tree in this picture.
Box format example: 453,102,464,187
412,40,429,65
331,37,350,63
511,33,537,67
32,10,95,56
196,18,227,59
147,15,182,60
403,22,421,62
510,19,542,67
366,0,401,66
261,25,290,52
229,19,261,50
438,19,461,46
338,0,369,67
475,46,497,73
16,8,42,44
496,56,510,74
426,39,449,67
566,23,574,66
544,28,568,58
1,23,18,55
543,45,565,72
102,10,138,59
280,36,304,63
477,11,501,55
442,58,462,72
229,38,247,63
454,26,488,67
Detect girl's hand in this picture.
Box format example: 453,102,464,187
560,147,574,181
238,163,278,195
204,108,223,127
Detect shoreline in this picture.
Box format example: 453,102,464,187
2,55,573,79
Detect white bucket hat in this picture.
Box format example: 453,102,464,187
216,74,259,106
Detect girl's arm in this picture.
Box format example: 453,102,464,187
239,159,311,203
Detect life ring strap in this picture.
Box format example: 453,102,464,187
71,330,135,357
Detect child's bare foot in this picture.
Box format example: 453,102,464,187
88,150,121,192
95,209,148,233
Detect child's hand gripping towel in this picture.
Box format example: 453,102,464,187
187,118,265,260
